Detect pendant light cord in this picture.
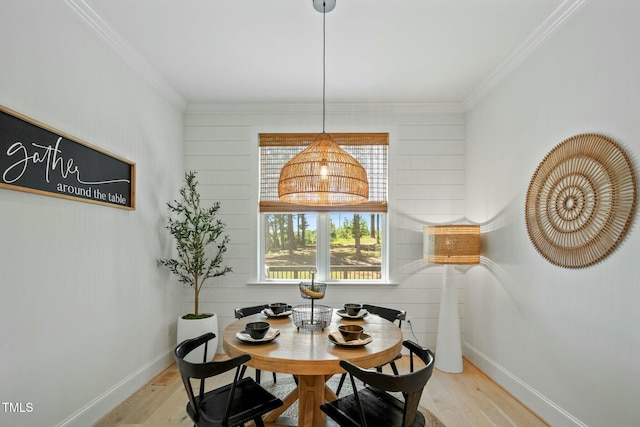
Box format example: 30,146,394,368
322,2,326,133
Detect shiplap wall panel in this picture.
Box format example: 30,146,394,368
184,108,321,127
396,124,466,140
217,228,250,245
398,140,465,155
190,170,252,185
197,185,252,201
393,242,428,260
396,154,465,170
395,169,466,185
185,155,250,171
184,140,251,156
395,199,465,215
392,112,465,126
184,104,466,352
184,112,254,126
211,213,250,231
394,184,466,200
183,125,251,141
393,227,430,244
196,283,458,307
213,200,252,216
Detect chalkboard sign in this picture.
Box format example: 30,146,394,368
0,105,135,209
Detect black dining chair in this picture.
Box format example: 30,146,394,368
234,304,277,384
175,332,283,427
321,340,435,427
335,304,407,395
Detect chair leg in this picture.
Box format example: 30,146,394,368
272,372,277,383
254,416,265,427
256,369,261,384
390,361,399,376
335,373,346,396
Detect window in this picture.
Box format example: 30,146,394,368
259,133,388,282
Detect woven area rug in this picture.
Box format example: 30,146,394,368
261,376,445,427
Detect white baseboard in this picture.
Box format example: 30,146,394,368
464,342,587,427
55,349,174,427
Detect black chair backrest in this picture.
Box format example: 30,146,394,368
174,332,250,424
234,304,268,319
403,340,435,375
340,340,434,426
363,304,406,327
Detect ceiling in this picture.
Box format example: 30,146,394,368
79,0,567,107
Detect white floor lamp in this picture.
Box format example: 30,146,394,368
424,225,480,373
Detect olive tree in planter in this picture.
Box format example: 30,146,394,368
159,171,232,362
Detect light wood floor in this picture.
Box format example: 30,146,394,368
94,355,548,427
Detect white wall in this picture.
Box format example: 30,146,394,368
0,1,184,426
183,103,468,355
9,1,635,426
465,0,640,426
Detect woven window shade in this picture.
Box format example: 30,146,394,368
260,133,388,213
423,225,481,265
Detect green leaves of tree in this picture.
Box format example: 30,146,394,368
158,171,232,315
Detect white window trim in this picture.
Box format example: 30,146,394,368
252,125,391,285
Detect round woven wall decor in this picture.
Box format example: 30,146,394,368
525,133,637,268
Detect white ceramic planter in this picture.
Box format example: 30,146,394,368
177,313,219,363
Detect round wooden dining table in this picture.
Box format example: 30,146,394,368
222,308,403,427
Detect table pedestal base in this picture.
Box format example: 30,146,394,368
264,374,338,427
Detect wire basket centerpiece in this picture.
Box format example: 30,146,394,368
292,304,332,331
299,282,327,300
298,267,326,300
294,267,330,330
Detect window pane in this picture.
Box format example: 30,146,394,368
263,213,317,280
329,213,382,280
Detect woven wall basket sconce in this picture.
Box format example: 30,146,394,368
423,225,481,265
525,133,637,268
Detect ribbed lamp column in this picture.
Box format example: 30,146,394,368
424,225,480,373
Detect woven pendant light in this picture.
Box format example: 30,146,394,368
278,0,368,206
278,132,369,205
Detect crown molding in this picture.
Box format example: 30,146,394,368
65,0,187,111
66,0,584,115
463,0,589,111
